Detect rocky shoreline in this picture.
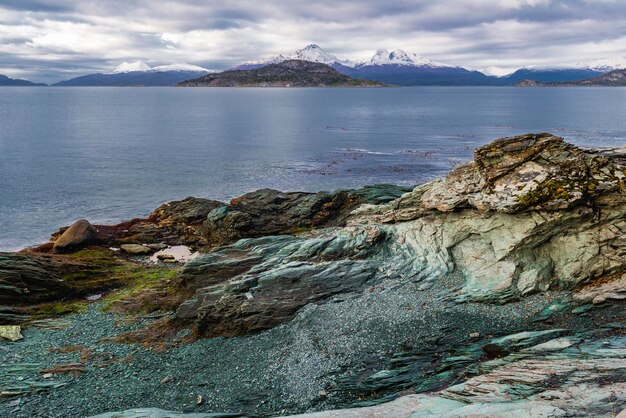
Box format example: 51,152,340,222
1,133,625,417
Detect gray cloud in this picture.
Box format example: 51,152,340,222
1,0,626,83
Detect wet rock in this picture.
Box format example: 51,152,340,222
53,220,98,253
120,244,154,255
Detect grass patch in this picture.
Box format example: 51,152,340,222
28,299,87,319
101,265,180,313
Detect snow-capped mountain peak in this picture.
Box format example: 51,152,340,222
152,63,211,72
233,45,458,70
235,44,353,69
356,49,443,68
112,61,152,73
293,44,340,65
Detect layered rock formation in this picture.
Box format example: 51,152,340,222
173,133,626,337
0,253,70,306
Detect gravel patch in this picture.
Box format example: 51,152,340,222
0,274,578,418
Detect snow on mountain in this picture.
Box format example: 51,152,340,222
236,45,353,69
292,44,344,65
234,45,458,70
240,54,289,67
586,57,626,72
110,61,209,74
152,63,211,72
112,61,152,73
514,57,626,74
356,49,444,68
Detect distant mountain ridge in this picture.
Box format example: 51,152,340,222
178,60,384,87
54,61,212,86
498,68,605,84
0,74,46,86
232,44,626,86
518,69,626,87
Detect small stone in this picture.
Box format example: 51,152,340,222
86,294,102,301
157,254,176,261
42,373,53,378
318,390,328,398
120,244,154,255
147,243,169,251
469,332,480,339
0,325,23,342
160,376,173,384
196,395,203,405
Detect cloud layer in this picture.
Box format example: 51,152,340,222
2,0,626,83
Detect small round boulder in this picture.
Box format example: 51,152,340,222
53,220,98,253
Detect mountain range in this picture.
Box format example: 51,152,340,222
52,61,212,86
2,45,626,86
231,44,626,86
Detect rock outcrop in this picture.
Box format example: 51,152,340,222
88,185,410,250
0,253,70,306
201,186,405,247
170,134,626,336
177,228,383,336
353,133,626,302
53,219,98,253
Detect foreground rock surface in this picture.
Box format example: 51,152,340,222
1,133,625,418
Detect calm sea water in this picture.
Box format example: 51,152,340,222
1,86,626,251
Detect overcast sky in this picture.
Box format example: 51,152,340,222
2,0,626,83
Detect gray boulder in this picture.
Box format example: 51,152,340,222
53,219,98,253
